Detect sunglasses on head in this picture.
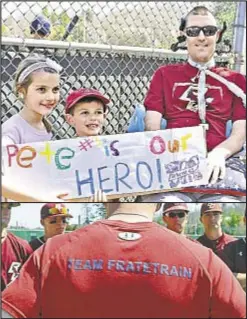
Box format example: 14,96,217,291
185,25,218,37
166,211,187,218
48,207,68,215
49,217,69,224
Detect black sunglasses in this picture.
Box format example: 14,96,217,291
185,25,218,37
166,212,187,218
49,217,69,224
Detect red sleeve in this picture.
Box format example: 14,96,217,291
232,73,246,122
20,238,34,256
144,67,165,114
208,251,246,318
2,249,42,318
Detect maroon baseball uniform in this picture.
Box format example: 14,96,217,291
144,63,246,151
1,232,33,291
2,220,245,318
197,232,237,254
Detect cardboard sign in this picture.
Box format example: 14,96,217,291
2,126,208,199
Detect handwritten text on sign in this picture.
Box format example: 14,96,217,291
2,126,208,198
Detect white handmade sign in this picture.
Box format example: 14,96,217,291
2,126,208,199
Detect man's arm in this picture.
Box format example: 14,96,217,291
144,67,165,131
206,120,246,184
145,110,162,131
2,251,42,318
209,251,246,318
212,120,246,158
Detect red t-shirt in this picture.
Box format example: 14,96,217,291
1,232,33,291
144,63,246,151
2,220,246,318
197,232,237,254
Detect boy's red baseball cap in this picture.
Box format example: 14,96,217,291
65,88,110,113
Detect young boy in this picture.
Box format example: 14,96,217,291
60,88,112,202
64,88,110,138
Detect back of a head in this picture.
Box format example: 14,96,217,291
30,15,51,37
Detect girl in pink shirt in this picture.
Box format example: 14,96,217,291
2,54,62,201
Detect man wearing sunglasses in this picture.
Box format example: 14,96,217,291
141,5,246,203
1,203,32,291
162,203,189,235
197,203,236,254
2,203,246,318
29,203,73,251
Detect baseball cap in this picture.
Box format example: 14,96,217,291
200,203,223,216
163,203,189,215
30,15,51,36
40,203,73,219
65,88,110,113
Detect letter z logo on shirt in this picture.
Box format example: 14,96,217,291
8,262,21,285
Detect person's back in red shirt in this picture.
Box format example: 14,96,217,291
2,220,246,318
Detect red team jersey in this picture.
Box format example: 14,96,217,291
1,232,32,291
2,220,246,318
144,63,246,151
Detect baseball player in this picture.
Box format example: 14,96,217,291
162,203,200,243
29,203,73,251
1,203,33,291
2,203,246,318
197,203,237,253
162,203,190,235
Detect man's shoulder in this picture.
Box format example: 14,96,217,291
156,62,187,73
186,236,202,244
225,237,245,250
8,232,28,244
213,67,246,81
223,233,237,243
7,232,32,252
43,223,99,253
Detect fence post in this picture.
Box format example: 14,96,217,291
233,1,246,72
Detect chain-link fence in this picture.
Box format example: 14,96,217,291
2,2,238,137
2,2,233,45
1,39,230,139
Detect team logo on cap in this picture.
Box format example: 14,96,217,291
207,203,216,209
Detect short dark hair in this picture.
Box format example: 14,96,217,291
68,96,107,115
181,6,215,31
